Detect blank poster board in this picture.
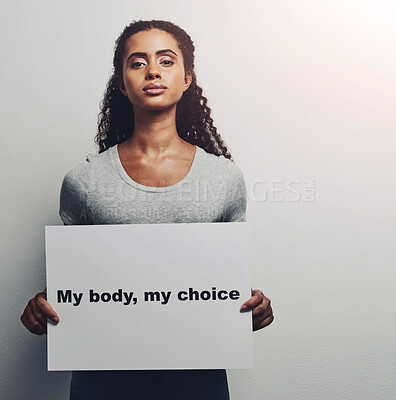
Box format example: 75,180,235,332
46,222,253,371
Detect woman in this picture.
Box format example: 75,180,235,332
21,20,274,399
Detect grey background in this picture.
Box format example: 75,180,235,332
1,0,395,399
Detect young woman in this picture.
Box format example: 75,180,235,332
21,20,274,400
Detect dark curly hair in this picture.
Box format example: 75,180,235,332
95,20,232,159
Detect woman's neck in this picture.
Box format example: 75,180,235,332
125,107,182,157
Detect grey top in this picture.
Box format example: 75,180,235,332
59,145,247,225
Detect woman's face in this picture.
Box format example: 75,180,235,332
120,29,192,112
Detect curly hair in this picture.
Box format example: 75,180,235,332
95,20,232,159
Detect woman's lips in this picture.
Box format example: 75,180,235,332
143,84,167,96
143,88,167,95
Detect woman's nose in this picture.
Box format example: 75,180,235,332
146,65,161,80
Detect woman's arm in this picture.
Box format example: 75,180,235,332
223,164,274,331
21,160,91,335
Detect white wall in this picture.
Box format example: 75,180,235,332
1,1,395,399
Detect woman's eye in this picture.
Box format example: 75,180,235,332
131,60,146,68
160,58,175,67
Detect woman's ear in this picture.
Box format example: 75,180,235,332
118,79,128,96
183,72,192,92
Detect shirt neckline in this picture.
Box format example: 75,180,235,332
109,144,200,192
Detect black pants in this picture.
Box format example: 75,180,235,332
70,369,230,400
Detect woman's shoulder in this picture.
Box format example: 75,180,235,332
196,146,247,221
62,148,112,184
59,149,113,224
196,146,245,183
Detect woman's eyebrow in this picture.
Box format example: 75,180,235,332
126,49,178,63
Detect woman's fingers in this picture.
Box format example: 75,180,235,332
240,289,274,332
21,299,46,335
20,292,59,335
240,290,263,312
251,294,271,318
253,314,274,331
21,312,47,335
35,292,59,323
252,295,274,331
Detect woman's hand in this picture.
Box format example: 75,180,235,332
240,289,274,331
20,290,59,335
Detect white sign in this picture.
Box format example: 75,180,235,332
46,222,253,371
